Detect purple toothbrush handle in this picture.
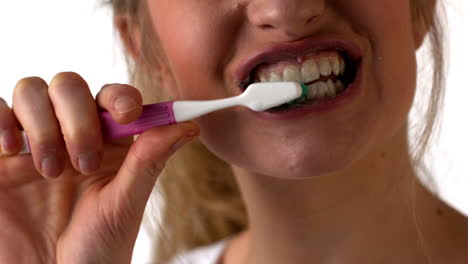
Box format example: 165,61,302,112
100,101,177,141
18,102,177,155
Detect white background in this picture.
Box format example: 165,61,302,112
1,1,467,263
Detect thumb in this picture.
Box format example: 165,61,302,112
104,121,199,219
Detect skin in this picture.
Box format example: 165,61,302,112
0,1,467,264
0,76,200,262
136,0,468,263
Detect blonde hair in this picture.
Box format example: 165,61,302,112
104,1,445,262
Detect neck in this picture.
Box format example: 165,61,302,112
226,126,468,264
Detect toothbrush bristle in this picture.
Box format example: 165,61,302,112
287,83,308,105
300,83,308,99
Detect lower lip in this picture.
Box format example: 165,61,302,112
251,65,363,120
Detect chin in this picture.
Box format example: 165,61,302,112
201,127,373,180
257,142,365,179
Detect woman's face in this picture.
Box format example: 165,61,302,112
146,0,423,178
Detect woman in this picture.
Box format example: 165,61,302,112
0,0,466,263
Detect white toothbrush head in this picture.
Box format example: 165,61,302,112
171,82,305,123
240,82,303,111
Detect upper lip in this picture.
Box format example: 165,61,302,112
234,34,364,88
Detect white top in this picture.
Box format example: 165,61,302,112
168,239,229,264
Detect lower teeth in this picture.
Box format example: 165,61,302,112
271,79,347,111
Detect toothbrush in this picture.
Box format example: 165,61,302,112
18,82,306,154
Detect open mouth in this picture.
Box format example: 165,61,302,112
236,40,362,113
234,34,364,114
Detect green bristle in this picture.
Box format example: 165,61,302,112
287,83,308,105
300,82,308,99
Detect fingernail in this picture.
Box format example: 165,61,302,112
114,96,138,115
41,155,61,178
78,151,102,175
0,130,18,156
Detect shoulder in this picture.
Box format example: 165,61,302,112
167,238,231,264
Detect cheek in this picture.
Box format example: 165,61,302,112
372,2,418,126
347,0,418,125
147,1,233,100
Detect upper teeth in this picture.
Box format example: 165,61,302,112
257,52,345,84
302,59,320,83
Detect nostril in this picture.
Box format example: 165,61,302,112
248,1,325,34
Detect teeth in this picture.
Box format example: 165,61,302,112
339,56,346,75
301,59,320,83
326,79,336,97
316,82,328,99
260,73,268,82
283,66,302,82
303,79,347,102
331,55,340,76
335,80,345,93
307,83,318,100
318,58,332,76
269,72,281,82
255,52,348,87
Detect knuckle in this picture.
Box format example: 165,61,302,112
99,83,118,93
52,72,86,85
62,126,102,149
131,141,165,177
34,143,61,156
0,97,7,106
49,72,88,95
96,84,118,105
97,84,142,120
0,111,15,130
31,129,62,146
0,99,11,114
123,85,143,102
119,84,140,94
0,101,11,128
111,84,141,99
100,84,141,101
14,77,48,97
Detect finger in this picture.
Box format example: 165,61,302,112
48,72,104,175
103,122,199,219
0,98,21,156
13,77,67,179
96,84,143,124
0,155,37,189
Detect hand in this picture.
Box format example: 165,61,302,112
0,72,199,264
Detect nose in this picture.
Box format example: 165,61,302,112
247,0,326,39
